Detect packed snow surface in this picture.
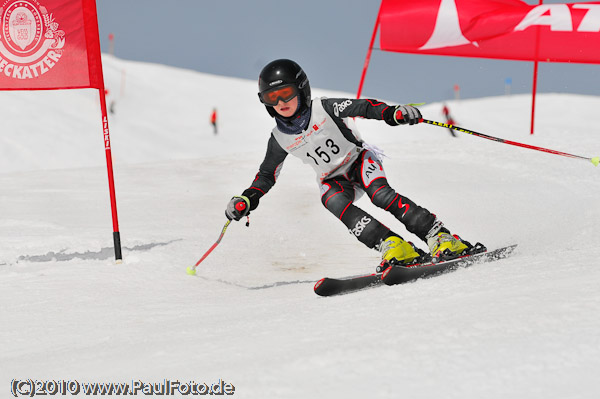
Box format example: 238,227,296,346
1,55,599,398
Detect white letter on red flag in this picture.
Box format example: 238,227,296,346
379,0,600,63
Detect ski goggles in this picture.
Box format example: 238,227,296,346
259,85,298,106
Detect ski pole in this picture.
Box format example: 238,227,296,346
186,219,231,276
421,119,599,167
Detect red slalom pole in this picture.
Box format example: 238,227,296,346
422,119,599,167
99,85,123,262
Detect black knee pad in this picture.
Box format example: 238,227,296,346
321,181,354,219
370,183,397,209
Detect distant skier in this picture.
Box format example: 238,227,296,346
225,59,475,267
210,108,218,134
442,104,457,137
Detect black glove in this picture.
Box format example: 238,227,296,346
384,105,422,126
225,196,250,221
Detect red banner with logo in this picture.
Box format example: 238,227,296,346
0,0,102,90
379,0,600,63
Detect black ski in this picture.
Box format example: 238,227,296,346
314,244,517,297
314,273,383,297
381,244,517,285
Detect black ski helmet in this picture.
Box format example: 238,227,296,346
258,59,311,118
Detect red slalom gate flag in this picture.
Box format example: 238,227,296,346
0,0,122,260
379,0,600,63
0,0,102,89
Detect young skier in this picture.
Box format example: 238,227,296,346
225,59,473,267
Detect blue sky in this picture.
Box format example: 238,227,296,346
96,0,599,103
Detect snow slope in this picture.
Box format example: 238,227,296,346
1,55,599,399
